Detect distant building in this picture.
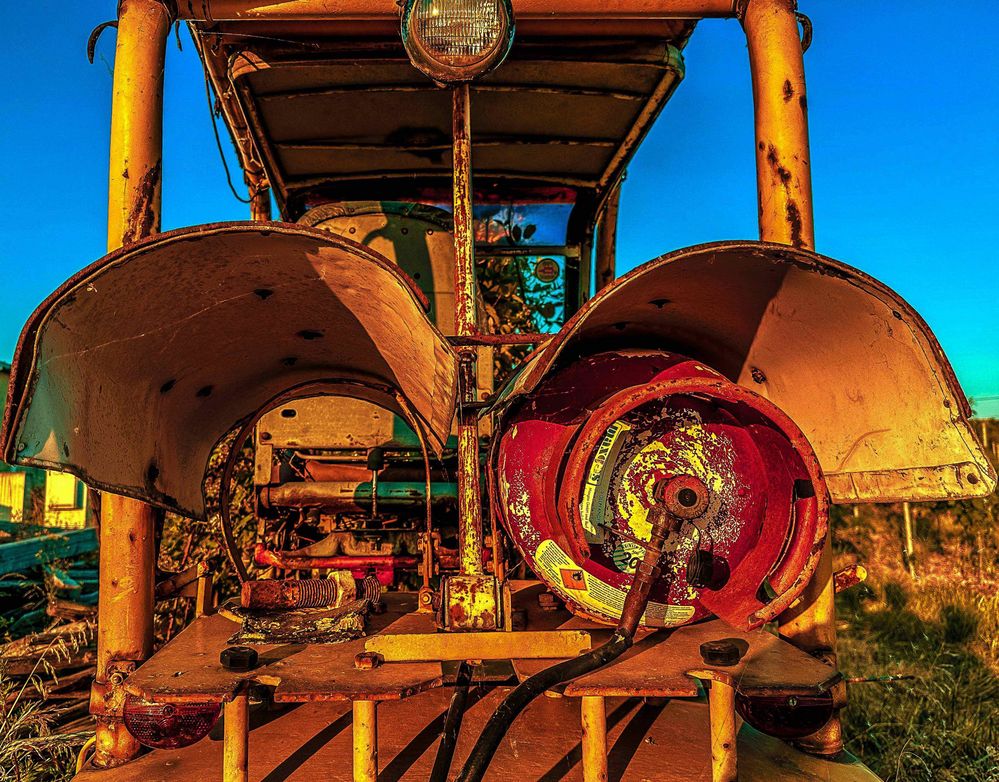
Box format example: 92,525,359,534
0,361,90,528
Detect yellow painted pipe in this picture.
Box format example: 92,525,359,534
744,0,814,251
581,695,608,782
93,0,172,768
353,700,378,782
224,692,250,782
708,680,737,782
745,0,841,754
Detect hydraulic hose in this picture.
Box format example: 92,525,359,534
430,661,475,782
454,475,707,782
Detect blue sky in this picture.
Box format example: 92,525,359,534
1,2,997,414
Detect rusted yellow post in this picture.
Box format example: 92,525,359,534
223,690,250,782
581,695,608,782
744,0,841,754
451,83,485,577
707,681,738,782
92,0,172,768
745,0,813,251
353,700,378,781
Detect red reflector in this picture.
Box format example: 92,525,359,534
123,695,221,749
735,691,834,739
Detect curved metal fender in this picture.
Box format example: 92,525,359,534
500,241,994,504
0,222,458,518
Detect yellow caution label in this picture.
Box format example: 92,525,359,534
534,539,695,627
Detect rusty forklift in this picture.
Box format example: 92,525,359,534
2,1,994,780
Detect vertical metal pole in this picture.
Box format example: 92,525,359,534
744,0,842,755
249,186,272,221
452,83,484,576
353,700,378,782
708,681,738,782
223,691,250,782
902,502,916,578
745,0,813,251
581,695,608,782
594,183,621,293
92,0,171,768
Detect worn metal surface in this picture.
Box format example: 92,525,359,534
503,241,994,504
74,694,880,782
365,629,591,663
440,574,502,632
190,18,691,218
125,594,444,704
175,0,738,21
95,0,173,766
494,350,828,631
0,223,458,518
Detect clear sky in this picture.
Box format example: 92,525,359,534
1,2,997,415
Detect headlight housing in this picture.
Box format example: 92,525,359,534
402,0,515,83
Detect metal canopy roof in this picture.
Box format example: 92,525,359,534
193,18,694,217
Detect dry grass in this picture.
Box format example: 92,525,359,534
835,506,999,782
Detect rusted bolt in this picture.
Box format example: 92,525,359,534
354,651,384,670
699,639,743,667
220,646,258,672
108,671,127,687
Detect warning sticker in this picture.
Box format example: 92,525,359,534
559,568,587,590
534,539,695,627
580,420,631,542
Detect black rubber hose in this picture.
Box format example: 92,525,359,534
454,631,632,782
430,661,475,782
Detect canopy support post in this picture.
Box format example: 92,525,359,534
744,0,841,755
92,0,172,768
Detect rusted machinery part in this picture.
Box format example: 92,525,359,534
214,379,436,583
493,350,829,632
501,240,993,504
0,223,458,519
241,573,360,610
455,478,685,782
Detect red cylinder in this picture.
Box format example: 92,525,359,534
491,350,828,630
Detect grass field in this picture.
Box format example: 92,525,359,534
835,503,999,782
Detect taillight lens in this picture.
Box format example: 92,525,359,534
735,691,834,739
123,695,221,749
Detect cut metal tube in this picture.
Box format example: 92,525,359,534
223,691,249,782
581,695,609,782
353,700,378,782
708,680,737,782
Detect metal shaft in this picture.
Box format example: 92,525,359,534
223,691,249,782
452,83,484,576
745,0,841,756
93,0,171,767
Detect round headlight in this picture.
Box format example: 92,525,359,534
402,0,515,83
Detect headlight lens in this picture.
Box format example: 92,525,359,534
402,0,514,83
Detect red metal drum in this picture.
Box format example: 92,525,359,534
491,350,828,630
